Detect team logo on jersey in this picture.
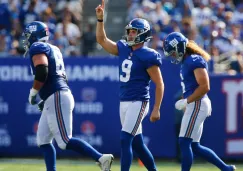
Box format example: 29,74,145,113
81,121,95,135
169,38,179,47
28,25,37,32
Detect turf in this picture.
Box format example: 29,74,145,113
0,159,242,171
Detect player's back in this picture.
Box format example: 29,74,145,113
181,54,208,98
117,40,162,101
29,42,69,101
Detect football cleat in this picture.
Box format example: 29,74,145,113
231,165,237,170
97,154,114,171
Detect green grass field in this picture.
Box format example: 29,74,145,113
0,159,242,171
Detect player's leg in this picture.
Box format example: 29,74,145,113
48,90,113,170
178,100,202,171
120,101,156,171
191,98,236,171
130,102,156,171
37,101,56,171
192,142,236,171
132,134,157,171
120,102,134,171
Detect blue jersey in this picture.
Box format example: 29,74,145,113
117,40,162,101
180,54,208,98
29,42,69,101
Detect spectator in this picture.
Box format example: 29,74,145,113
19,0,39,28
0,30,11,57
81,24,96,57
228,51,243,74
0,1,12,31
55,13,81,56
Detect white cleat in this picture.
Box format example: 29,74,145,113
231,165,237,170
97,154,114,171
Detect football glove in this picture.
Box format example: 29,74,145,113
28,88,38,105
175,99,187,110
38,100,45,112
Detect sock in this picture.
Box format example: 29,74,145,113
40,144,56,171
179,137,193,171
66,137,102,161
192,142,229,170
120,131,134,171
132,134,157,171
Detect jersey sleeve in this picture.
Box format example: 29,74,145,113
117,40,129,56
145,51,162,69
189,57,207,71
29,42,50,58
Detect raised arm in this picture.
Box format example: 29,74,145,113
95,0,118,56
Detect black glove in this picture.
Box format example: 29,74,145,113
38,100,45,112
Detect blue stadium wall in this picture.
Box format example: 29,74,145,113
0,58,243,159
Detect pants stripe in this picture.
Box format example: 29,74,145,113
54,92,69,144
131,101,147,136
185,100,201,138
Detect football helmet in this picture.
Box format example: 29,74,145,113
123,18,152,46
22,21,49,56
163,32,188,64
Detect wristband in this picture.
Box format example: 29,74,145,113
97,19,103,22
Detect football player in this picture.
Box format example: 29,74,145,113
96,1,164,171
24,21,113,171
163,32,236,171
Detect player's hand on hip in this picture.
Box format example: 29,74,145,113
150,108,160,122
95,0,105,19
175,99,187,110
28,88,38,105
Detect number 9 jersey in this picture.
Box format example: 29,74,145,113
29,42,69,101
117,40,162,101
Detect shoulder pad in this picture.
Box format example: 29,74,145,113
29,42,50,57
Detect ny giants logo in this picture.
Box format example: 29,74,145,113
29,25,37,32
222,79,243,155
169,38,178,47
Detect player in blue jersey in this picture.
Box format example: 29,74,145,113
23,21,113,171
163,32,236,171
96,1,164,171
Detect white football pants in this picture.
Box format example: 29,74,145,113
179,97,212,142
37,89,74,149
120,101,149,136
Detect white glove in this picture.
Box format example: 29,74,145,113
175,99,187,110
29,88,38,105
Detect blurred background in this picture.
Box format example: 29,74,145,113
0,0,243,165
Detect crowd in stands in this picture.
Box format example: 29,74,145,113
0,0,242,75
127,0,243,74
0,0,83,57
